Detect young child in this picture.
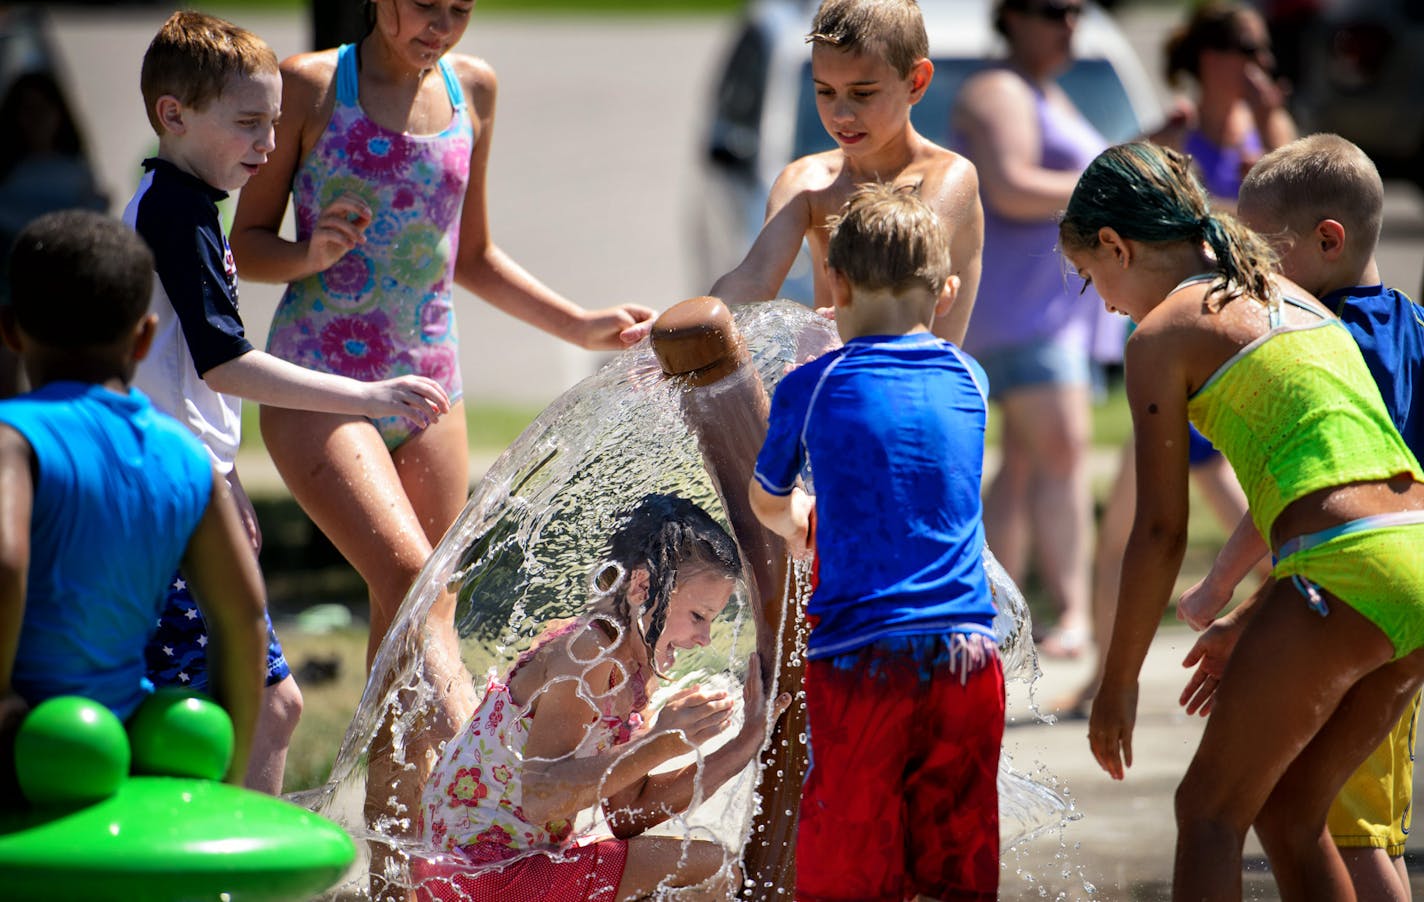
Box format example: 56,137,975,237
1177,132,1424,899
750,182,1004,901
709,0,984,346
416,494,788,902
1065,141,1424,899
126,11,452,795
0,210,266,801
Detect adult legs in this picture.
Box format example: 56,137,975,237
1172,580,1403,901
986,382,1093,657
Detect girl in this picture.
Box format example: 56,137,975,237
1062,141,1424,899
415,494,789,901
229,0,656,667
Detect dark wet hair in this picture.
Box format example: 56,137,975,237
595,494,741,662
1059,141,1277,308
7,210,154,347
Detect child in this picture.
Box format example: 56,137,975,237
1178,132,1424,899
750,183,1004,901
126,10,453,795
228,0,653,681
1065,141,1424,899
415,494,789,902
0,210,266,801
709,0,984,347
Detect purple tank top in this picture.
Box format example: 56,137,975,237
959,73,1111,357
1184,127,1262,200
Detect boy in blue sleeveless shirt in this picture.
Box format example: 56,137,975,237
0,210,265,804
750,183,1002,901
1180,133,1424,900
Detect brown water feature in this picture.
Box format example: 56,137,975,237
651,296,811,897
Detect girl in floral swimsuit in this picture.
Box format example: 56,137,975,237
415,494,790,902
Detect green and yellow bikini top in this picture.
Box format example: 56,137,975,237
1182,274,1424,541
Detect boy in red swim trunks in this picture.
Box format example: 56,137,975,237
751,182,1003,901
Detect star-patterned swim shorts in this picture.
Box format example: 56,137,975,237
144,570,291,691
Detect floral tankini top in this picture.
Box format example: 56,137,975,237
421,621,646,864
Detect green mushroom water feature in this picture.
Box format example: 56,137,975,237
295,300,1071,899
0,690,356,901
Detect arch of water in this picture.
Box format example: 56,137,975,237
293,301,1071,899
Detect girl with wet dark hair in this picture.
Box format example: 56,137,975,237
416,493,788,902
1063,141,1424,900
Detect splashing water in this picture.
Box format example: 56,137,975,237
295,302,1073,899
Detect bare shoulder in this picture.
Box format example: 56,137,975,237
956,66,1031,115
446,53,498,110
774,150,843,195
278,50,338,117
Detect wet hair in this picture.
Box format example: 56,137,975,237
594,494,741,663
7,210,154,348
1239,133,1384,253
1059,142,1277,308
140,11,279,137
1164,1,1261,87
807,0,929,79
827,181,951,297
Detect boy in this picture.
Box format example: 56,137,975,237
749,183,1003,901
710,0,984,346
1182,133,1424,898
0,210,265,801
126,11,450,794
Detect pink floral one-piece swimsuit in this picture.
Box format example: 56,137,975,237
267,42,471,450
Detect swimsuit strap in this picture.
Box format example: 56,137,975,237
436,55,465,111
1170,273,1217,295
1276,511,1424,562
335,43,359,107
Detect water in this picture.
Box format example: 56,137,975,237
294,301,1074,898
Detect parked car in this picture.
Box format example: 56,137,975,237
688,0,1165,303
1260,0,1424,187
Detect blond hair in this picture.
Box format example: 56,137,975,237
807,0,929,78
140,11,278,136
827,182,951,297
1239,133,1384,253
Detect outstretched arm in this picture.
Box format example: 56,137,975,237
201,349,449,426
181,470,268,785
748,479,813,558
450,57,652,350
709,163,815,307
1176,512,1268,630
1089,327,1192,780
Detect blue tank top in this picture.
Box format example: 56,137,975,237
0,383,212,718
959,72,1109,356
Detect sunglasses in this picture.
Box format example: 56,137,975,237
1018,3,1084,23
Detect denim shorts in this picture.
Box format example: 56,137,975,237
975,341,1091,399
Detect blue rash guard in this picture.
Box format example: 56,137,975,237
1327,284,1424,459
754,333,996,659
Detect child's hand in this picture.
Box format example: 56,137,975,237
363,375,451,426
649,685,735,746
1088,678,1138,781
734,652,793,751
305,194,372,273
1179,618,1242,717
579,305,657,350
1176,576,1231,631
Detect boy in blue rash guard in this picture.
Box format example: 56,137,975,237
1179,132,1424,902
0,210,266,804
749,182,1003,902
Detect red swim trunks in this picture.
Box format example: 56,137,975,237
412,840,628,902
796,634,1005,902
